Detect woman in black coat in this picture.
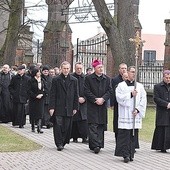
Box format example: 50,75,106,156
28,67,47,133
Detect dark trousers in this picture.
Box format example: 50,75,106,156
12,102,26,127
42,104,51,127
88,123,104,150
71,120,88,140
115,129,137,158
53,116,72,147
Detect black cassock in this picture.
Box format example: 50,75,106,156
151,82,170,151
151,126,170,150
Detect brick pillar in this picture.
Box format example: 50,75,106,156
42,0,73,67
164,19,170,69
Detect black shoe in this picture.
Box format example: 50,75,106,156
46,124,51,129
37,128,43,133
130,157,133,161
161,150,167,153
57,145,64,151
94,147,100,154
32,126,35,132
73,139,78,143
82,138,88,144
124,157,130,163
19,126,24,128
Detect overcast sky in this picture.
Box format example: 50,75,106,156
139,0,170,34
25,0,170,44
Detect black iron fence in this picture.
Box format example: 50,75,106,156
74,35,164,90
139,64,163,90
73,34,108,74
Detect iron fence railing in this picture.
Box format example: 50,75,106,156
138,65,163,90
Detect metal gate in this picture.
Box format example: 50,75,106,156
73,33,108,74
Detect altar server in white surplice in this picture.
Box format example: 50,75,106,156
114,66,147,163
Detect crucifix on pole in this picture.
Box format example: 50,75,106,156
129,31,145,136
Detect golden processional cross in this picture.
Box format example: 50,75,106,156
129,31,145,136
129,31,145,57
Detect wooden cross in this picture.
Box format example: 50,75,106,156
129,31,145,57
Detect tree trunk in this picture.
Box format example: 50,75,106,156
92,0,136,74
2,0,23,66
117,0,136,65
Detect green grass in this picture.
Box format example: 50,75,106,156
108,107,156,143
139,107,156,142
0,125,42,152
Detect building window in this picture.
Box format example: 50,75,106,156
144,50,156,65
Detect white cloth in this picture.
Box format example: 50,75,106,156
35,77,42,90
116,81,147,129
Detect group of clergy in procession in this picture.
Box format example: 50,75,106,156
0,60,170,163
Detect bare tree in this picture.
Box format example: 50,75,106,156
0,0,48,65
0,0,23,65
92,0,136,74
0,0,138,69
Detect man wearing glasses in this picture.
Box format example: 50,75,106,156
114,66,147,163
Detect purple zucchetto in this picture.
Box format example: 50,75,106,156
163,70,170,75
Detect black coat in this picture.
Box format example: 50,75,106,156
154,81,170,126
110,74,123,107
84,73,112,124
42,75,52,105
49,74,79,117
9,74,30,104
110,74,123,133
72,72,87,120
0,72,13,122
28,77,48,120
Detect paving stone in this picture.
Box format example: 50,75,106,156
0,119,170,170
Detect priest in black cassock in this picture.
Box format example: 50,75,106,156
151,70,170,153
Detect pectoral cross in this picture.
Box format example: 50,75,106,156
129,31,145,57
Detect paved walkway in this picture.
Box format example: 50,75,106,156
0,119,170,170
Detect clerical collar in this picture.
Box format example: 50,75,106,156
61,73,69,79
164,81,170,87
125,80,135,86
95,73,103,77
2,72,9,75
75,73,82,77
